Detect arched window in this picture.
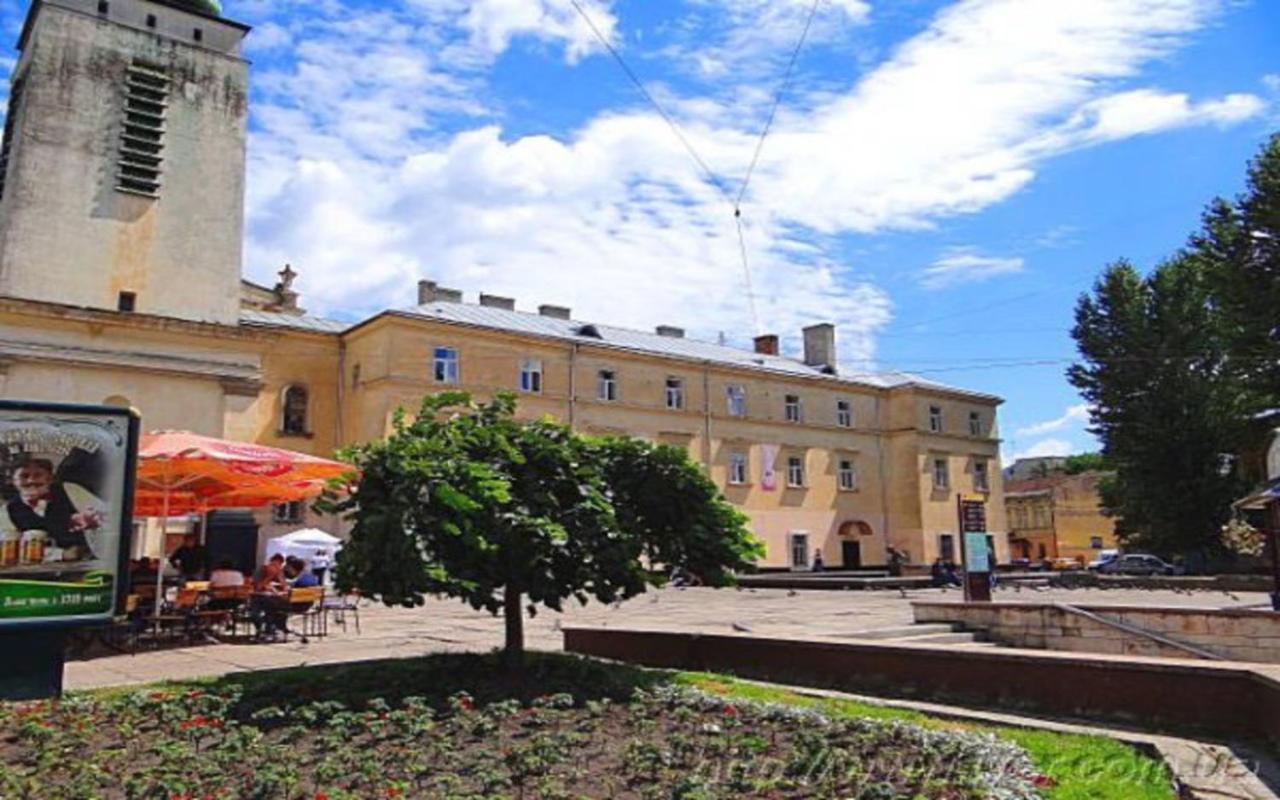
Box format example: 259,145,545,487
281,384,309,435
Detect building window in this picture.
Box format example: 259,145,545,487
519,358,543,393
784,394,802,423
728,451,748,485
433,346,459,383
273,501,303,524
973,460,989,492
145,13,157,28
929,405,943,433
597,369,617,401
351,363,361,387
836,399,853,428
932,457,949,490
790,533,809,569
97,0,109,13
282,385,308,435
1090,536,1104,549
939,533,956,562
117,60,169,197
117,291,137,312
665,377,684,410
193,28,203,42
726,385,746,417
838,458,857,491
969,411,982,437
786,455,805,488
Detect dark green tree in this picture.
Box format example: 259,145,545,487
1069,136,1280,560
323,391,759,669
1061,452,1108,475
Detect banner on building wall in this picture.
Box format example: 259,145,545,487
760,444,779,491
0,402,139,628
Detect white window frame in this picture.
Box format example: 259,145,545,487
836,399,853,428
929,405,943,433
789,532,810,570
785,394,802,423
665,377,685,410
728,451,748,485
726,384,747,417
519,358,543,394
969,411,982,437
932,457,950,490
433,346,460,384
973,459,989,492
838,458,857,491
786,455,806,488
597,369,617,402
273,500,303,524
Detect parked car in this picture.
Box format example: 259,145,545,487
1097,554,1182,576
1044,557,1084,571
1086,549,1120,571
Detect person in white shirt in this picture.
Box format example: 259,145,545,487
208,560,247,588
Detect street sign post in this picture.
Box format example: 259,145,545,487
0,401,140,700
957,494,991,602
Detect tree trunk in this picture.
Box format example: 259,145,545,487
503,585,525,672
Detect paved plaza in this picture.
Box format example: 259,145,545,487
63,584,1271,691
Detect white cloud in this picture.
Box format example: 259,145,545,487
1015,404,1090,437
920,248,1024,289
241,0,1262,372
1009,438,1075,463
1261,74,1280,93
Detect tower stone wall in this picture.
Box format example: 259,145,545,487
0,0,249,324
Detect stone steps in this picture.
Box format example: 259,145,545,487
840,623,993,647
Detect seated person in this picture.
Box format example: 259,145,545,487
249,555,289,638
284,556,319,588
168,533,210,582
209,560,246,588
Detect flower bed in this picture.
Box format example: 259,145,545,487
1,683,1047,799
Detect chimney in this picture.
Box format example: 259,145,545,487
539,304,571,320
417,280,436,305
655,325,685,338
802,323,836,371
753,334,779,356
479,293,515,310
418,280,462,304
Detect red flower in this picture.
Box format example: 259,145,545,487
459,698,474,711
386,788,402,797
1032,774,1056,788
315,794,329,800
723,705,739,718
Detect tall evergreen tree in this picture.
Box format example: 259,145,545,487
1068,135,1280,560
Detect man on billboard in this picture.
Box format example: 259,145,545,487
2,455,105,564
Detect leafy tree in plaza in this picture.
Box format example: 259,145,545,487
323,391,759,669
1061,452,1109,475
1068,135,1280,560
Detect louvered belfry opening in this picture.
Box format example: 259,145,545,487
117,59,169,197
0,77,25,201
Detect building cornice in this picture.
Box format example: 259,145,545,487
0,295,267,340
0,337,260,384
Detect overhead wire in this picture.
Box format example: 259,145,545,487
568,0,826,339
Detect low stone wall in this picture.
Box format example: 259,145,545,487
563,627,1280,745
912,601,1280,662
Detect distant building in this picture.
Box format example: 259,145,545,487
0,0,1009,570
1005,471,1118,564
1003,456,1069,482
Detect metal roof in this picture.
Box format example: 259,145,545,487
239,303,1001,401
239,308,351,334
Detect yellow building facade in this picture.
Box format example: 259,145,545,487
0,0,1008,570
1005,471,1118,565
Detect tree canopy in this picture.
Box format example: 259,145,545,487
324,391,761,666
1068,134,1280,560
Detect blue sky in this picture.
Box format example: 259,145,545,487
2,0,1277,461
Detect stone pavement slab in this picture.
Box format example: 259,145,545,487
63,584,1269,691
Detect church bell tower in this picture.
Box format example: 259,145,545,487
0,0,249,325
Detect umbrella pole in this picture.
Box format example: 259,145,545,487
153,466,171,633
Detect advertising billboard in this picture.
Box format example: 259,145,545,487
0,401,139,628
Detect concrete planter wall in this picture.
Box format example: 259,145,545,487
912,601,1280,663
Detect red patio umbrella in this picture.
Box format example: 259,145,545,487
134,431,355,624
